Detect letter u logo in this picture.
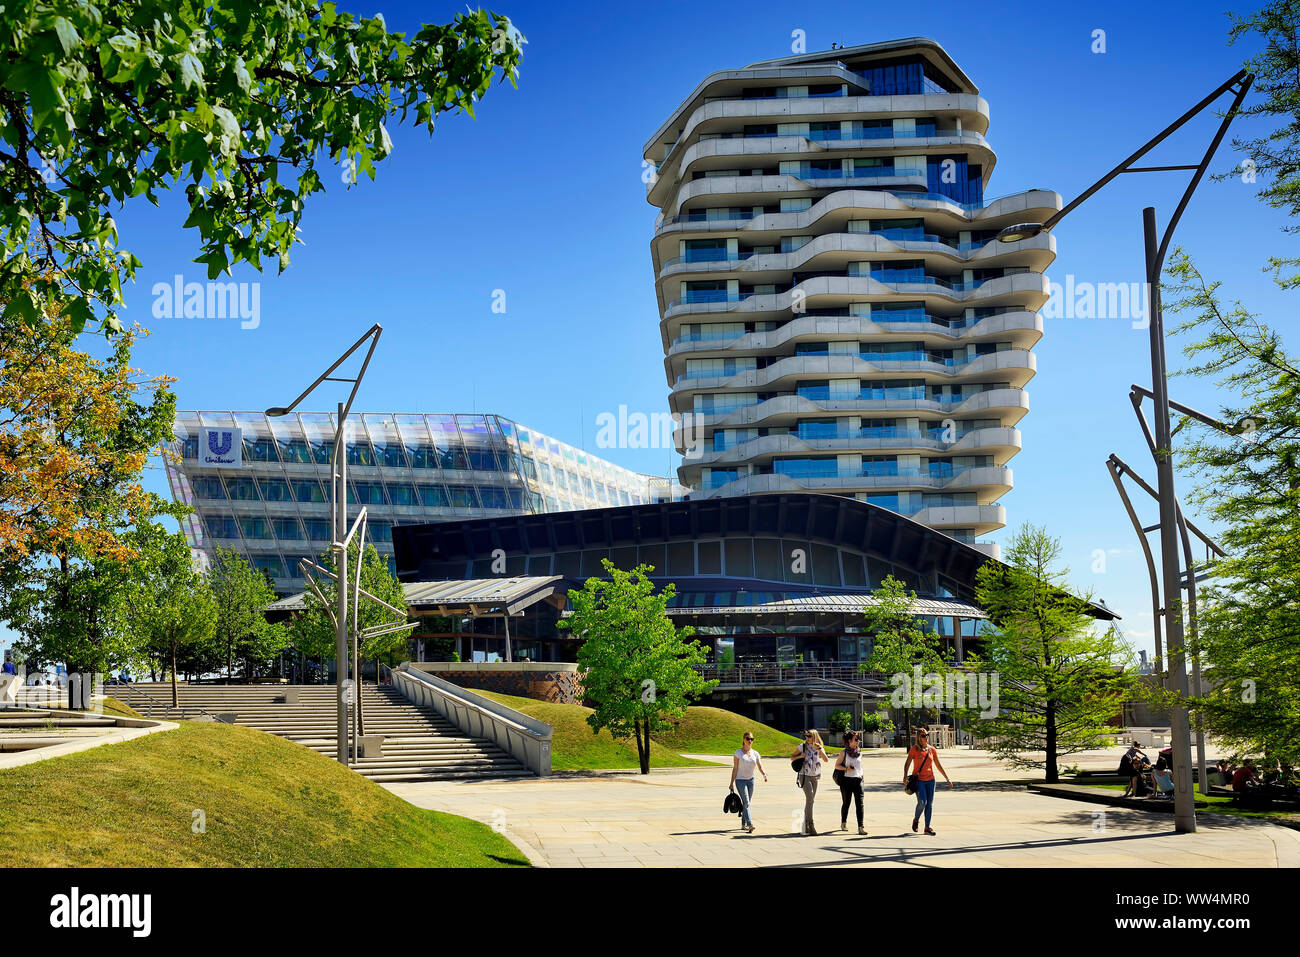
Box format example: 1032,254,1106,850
208,431,233,456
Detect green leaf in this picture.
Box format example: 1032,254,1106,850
53,17,82,56
175,53,205,91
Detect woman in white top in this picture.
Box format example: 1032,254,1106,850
834,730,866,834
791,729,831,836
729,732,768,833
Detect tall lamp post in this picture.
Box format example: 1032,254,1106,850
266,323,383,765
996,69,1253,834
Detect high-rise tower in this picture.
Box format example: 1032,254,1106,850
644,38,1058,555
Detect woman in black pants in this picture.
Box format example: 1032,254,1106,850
834,730,866,834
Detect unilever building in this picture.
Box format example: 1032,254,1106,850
165,410,683,595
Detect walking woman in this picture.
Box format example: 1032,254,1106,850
902,728,951,835
729,732,768,833
834,730,866,834
792,729,831,835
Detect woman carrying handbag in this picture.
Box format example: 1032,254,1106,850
902,728,951,835
791,729,831,836
834,730,866,834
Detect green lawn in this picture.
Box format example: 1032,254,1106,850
474,690,715,771
1072,780,1300,824
99,695,142,719
652,706,806,757
475,691,813,771
0,721,529,867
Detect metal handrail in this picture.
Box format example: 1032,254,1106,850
115,683,226,723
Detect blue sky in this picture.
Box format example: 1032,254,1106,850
3,0,1293,662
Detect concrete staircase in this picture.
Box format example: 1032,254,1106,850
114,683,529,783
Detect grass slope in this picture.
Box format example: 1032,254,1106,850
474,691,714,771
655,706,806,757
0,721,529,868
475,692,810,769
99,696,143,719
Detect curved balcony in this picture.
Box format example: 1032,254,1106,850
655,189,1061,243
682,427,1022,467
654,130,996,205
657,230,1055,280
675,388,1032,431
665,310,1044,359
669,350,1037,400
662,272,1051,322
650,90,991,178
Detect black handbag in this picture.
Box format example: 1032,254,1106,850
723,791,743,815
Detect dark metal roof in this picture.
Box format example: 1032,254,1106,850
390,493,1117,621
266,576,570,617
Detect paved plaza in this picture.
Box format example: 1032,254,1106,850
386,748,1300,868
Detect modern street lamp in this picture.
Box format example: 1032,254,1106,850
266,323,383,765
997,69,1253,834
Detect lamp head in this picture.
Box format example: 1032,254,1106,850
265,406,289,417
997,223,1045,243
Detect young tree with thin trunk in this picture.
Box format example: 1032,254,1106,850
559,561,715,774
967,525,1136,783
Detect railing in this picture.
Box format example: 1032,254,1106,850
695,661,888,687
115,683,226,722
392,663,553,776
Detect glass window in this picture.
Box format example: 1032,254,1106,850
346,442,376,467
277,439,312,464
191,476,226,500
204,513,240,539
258,478,292,503
417,484,447,508
478,486,509,509
348,482,386,506
304,519,332,542
239,516,270,539
754,539,783,580
291,480,326,503
225,477,259,501
250,555,286,578
637,544,666,574
387,484,417,507
697,540,722,575
667,541,694,577
446,485,478,508
724,539,753,577
273,518,303,541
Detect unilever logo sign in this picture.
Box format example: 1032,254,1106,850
202,427,242,468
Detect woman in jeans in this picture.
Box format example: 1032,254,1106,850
792,729,831,835
902,728,951,835
728,732,768,833
835,730,866,834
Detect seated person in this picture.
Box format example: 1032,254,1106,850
1231,759,1260,793
1214,760,1233,787
1151,766,1175,799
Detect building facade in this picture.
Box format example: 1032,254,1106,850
390,493,1114,729
644,38,1058,554
166,411,683,594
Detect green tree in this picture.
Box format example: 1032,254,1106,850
290,539,409,666
859,574,951,741
1223,0,1300,258
208,545,288,682
0,2,525,335
558,560,716,774
967,525,1136,782
1161,253,1300,761
123,525,218,706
